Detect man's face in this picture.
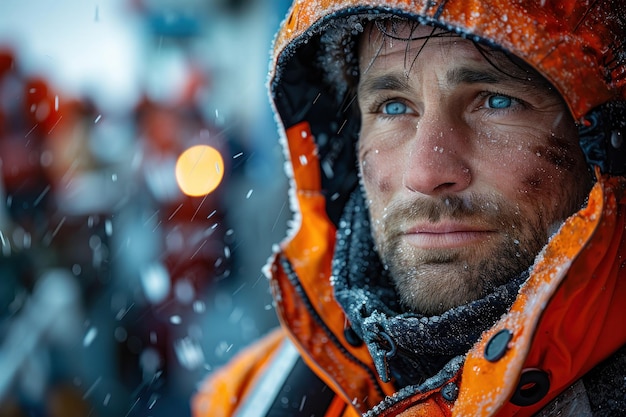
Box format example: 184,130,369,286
357,22,591,315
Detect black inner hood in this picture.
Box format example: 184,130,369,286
269,8,397,226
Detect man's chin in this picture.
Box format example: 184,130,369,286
383,236,538,314
392,264,487,315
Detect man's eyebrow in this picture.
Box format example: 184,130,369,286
358,73,412,94
445,67,507,86
359,68,527,95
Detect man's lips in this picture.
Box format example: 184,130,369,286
402,222,496,249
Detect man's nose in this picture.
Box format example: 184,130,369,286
402,112,471,195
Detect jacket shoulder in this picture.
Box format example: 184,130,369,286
192,327,286,417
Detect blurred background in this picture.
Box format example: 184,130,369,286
0,0,292,415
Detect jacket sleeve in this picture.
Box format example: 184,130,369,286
192,327,286,417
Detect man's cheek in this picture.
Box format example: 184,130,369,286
531,142,580,173
361,155,394,194
515,162,566,216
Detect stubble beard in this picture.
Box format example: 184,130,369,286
372,193,547,316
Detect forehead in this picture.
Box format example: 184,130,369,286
358,20,525,77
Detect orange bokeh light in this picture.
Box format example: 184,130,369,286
175,145,224,197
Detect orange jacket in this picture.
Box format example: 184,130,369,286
194,1,626,416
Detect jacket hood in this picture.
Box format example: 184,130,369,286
269,0,626,226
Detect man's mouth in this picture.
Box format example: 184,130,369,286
402,222,496,249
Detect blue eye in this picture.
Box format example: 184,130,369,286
383,101,408,115
487,95,513,109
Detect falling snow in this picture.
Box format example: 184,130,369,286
83,327,98,347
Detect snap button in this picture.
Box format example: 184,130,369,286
441,382,459,402
344,325,363,347
484,329,513,362
510,368,551,407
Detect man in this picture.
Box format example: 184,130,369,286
194,1,626,416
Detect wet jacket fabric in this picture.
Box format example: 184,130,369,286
193,1,626,416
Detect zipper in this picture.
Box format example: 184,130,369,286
279,254,386,401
